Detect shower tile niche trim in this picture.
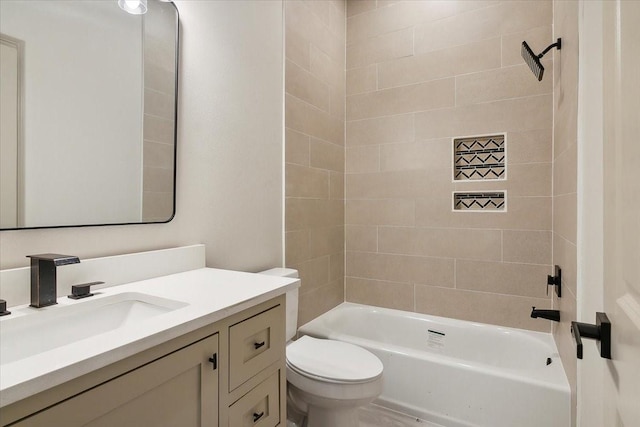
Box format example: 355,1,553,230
453,134,506,181
453,191,507,212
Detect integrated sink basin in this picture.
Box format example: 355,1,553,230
0,292,187,365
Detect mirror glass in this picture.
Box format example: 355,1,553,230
0,0,178,230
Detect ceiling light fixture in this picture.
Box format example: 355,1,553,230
118,0,147,15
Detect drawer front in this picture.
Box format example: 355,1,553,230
229,305,284,391
228,371,280,427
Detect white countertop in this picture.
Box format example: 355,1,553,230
0,267,300,407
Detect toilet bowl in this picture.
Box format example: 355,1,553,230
259,268,384,427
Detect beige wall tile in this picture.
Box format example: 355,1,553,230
144,88,174,120
329,170,345,199
345,277,414,311
346,199,415,226
455,62,552,106
303,0,331,27
346,65,377,95
285,27,311,69
347,251,454,287
503,230,552,265
286,128,311,166
143,115,174,145
415,95,552,140
346,146,379,173
507,129,552,164
553,193,577,244
286,0,343,61
330,251,345,282
378,226,502,261
347,78,455,120
142,191,173,222
286,198,344,231
415,285,550,332
500,0,553,36
297,255,330,291
329,1,346,41
379,138,451,172
347,113,413,146
345,225,377,252
502,25,553,67
347,0,376,18
310,138,345,172
143,167,174,192
553,233,577,297
298,280,343,326
286,230,310,265
348,1,499,46
309,225,344,258
416,195,551,231
286,94,344,145
285,163,330,198
553,142,577,196
347,169,452,199
144,63,174,94
330,85,346,119
310,44,344,86
456,260,550,298
346,27,413,69
414,5,502,55
143,141,174,169
378,38,501,89
286,60,331,112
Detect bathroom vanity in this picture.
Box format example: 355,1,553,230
0,247,298,427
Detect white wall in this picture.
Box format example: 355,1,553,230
0,1,284,274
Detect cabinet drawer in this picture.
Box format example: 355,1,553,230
228,371,280,427
229,305,284,391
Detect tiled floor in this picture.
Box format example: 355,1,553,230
359,404,444,427
287,403,444,427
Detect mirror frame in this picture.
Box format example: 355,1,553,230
0,1,180,231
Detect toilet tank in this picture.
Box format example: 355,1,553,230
258,268,299,341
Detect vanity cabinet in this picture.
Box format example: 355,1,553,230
1,296,286,427
12,335,219,427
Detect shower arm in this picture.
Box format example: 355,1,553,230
537,38,562,59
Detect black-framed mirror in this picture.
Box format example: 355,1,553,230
0,0,178,230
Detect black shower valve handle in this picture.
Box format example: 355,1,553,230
546,265,562,298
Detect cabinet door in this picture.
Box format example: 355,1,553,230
14,334,219,427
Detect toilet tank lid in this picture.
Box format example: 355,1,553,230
258,268,299,278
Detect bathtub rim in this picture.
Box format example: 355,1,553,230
297,302,570,392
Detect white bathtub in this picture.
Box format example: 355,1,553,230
298,303,570,427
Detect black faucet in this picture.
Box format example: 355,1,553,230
531,307,560,322
27,254,80,308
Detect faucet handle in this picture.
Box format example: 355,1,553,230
69,281,104,300
0,299,11,316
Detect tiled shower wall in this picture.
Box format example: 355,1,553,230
552,1,579,424
344,0,554,332
284,0,346,326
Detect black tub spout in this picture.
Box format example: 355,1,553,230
531,307,560,322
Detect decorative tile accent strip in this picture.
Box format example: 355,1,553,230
454,134,505,181
453,192,506,211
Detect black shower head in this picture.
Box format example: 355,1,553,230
522,41,544,81
521,38,562,81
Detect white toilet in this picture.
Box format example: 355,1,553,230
259,268,383,427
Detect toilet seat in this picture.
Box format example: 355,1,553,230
286,336,383,384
